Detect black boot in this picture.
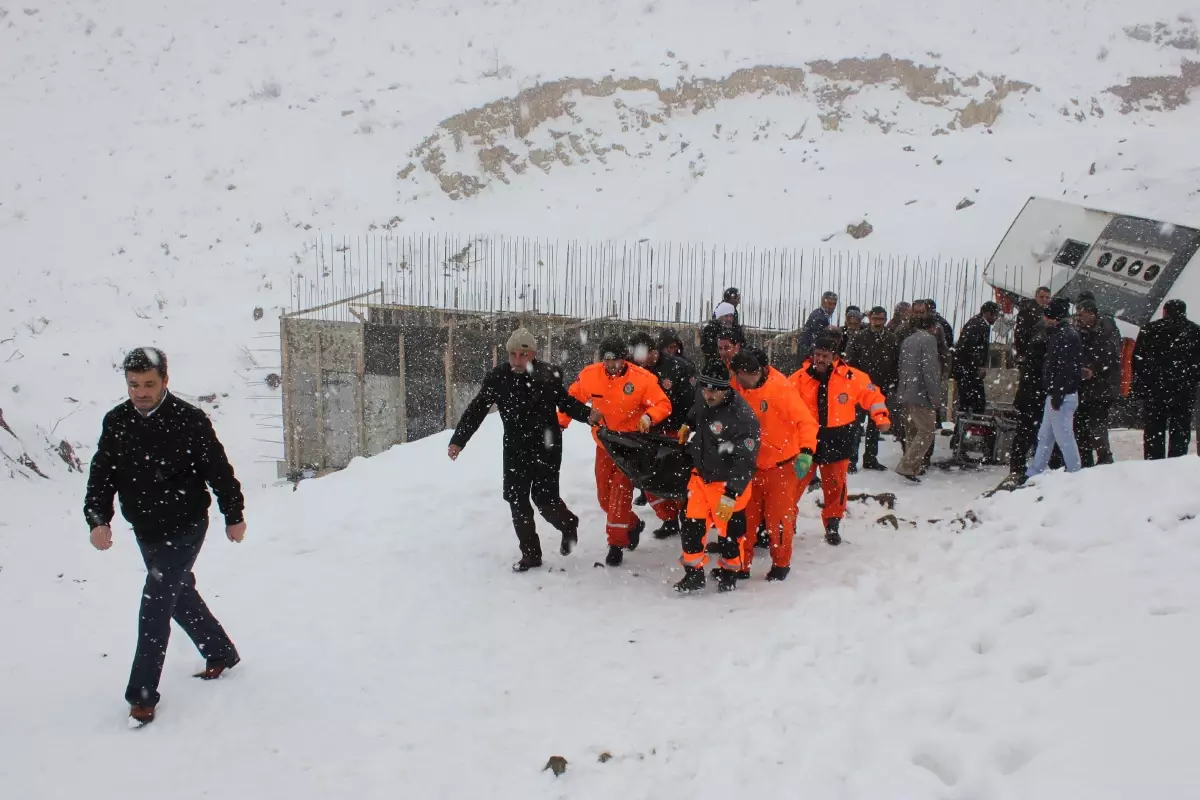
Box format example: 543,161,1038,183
715,569,739,593
848,462,859,474
674,566,706,593
626,519,645,551
605,545,623,567
824,519,842,546
653,518,681,539
633,490,648,507
863,459,887,471
513,555,543,572
1097,450,1114,465
755,525,770,549
560,531,578,556
710,567,750,581
765,566,791,582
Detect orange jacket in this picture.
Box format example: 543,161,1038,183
788,359,890,464
734,367,818,468
560,362,672,444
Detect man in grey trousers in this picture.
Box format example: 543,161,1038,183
895,316,944,483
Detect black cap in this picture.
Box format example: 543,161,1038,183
730,351,762,374
598,335,628,360
981,301,1000,314
656,327,683,351
1044,298,1072,321
812,330,842,353
697,360,732,388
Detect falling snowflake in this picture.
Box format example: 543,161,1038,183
142,347,161,365
543,428,555,450
1160,222,1177,236
632,344,650,364
579,329,589,344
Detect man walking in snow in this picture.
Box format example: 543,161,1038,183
561,336,672,566
674,360,760,594
84,348,244,727
788,332,891,544
700,302,744,369
1010,286,1055,478
845,306,900,471
731,351,817,581
895,316,944,483
1026,298,1084,477
1074,299,1120,467
449,328,595,572
798,291,839,360
1133,299,1200,459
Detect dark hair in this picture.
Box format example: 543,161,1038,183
922,315,941,331
1036,286,1051,294
717,328,743,345
981,301,1000,314
821,290,838,302
868,306,887,317
1164,299,1188,318
925,299,937,311
656,327,684,352
123,347,168,379
845,305,862,317
723,286,740,301
598,336,628,360
628,332,657,351
730,351,762,374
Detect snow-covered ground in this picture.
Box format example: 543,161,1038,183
4,425,1200,798
3,0,1200,796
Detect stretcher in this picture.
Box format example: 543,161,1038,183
596,428,693,500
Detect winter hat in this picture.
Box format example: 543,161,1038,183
730,351,763,374
713,302,738,319
1044,298,1072,321
506,328,537,353
723,286,741,303
656,327,684,352
697,359,732,388
812,330,842,353
598,335,628,360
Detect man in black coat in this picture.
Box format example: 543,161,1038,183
85,348,245,727
700,302,744,369
1133,299,1200,459
449,328,594,571
1026,298,1084,477
1074,300,1120,466
926,298,956,349
1010,287,1054,478
673,360,760,595
954,302,999,415
845,306,900,470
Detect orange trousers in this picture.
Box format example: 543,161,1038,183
595,446,639,547
646,493,684,521
680,472,752,572
740,461,801,569
796,459,849,522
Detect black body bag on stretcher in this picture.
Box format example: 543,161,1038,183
596,428,693,501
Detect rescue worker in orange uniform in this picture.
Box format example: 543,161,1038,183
561,336,672,567
788,331,891,545
731,351,818,582
674,360,760,594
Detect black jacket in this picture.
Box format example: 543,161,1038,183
700,318,745,368
845,328,900,393
450,360,591,457
1014,299,1047,361
686,390,759,497
954,314,992,376
1077,322,1121,409
934,313,955,349
648,353,696,432
798,307,834,358
1042,324,1083,404
84,393,244,541
1132,316,1200,401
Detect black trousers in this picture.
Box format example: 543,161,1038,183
127,519,237,707
503,445,578,560
1144,399,1196,460
955,371,987,416
849,408,868,467
1074,401,1113,468
681,511,747,561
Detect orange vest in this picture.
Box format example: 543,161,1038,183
788,359,889,429
562,362,672,444
734,367,819,468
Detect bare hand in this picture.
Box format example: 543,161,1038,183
588,409,604,426
226,522,247,543
637,414,652,433
1081,367,1093,380
448,444,462,461
90,525,113,551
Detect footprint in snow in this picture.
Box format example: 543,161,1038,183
911,744,962,787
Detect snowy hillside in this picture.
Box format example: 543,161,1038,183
2,0,1200,484
4,424,1200,798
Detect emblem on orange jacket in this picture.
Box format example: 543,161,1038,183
760,400,768,412
837,393,849,404
623,382,634,394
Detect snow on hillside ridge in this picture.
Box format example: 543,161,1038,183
1,0,1199,490
3,418,1199,798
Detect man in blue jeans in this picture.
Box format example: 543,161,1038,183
1027,298,1083,477
85,348,245,726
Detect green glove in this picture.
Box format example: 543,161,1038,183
794,452,814,479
